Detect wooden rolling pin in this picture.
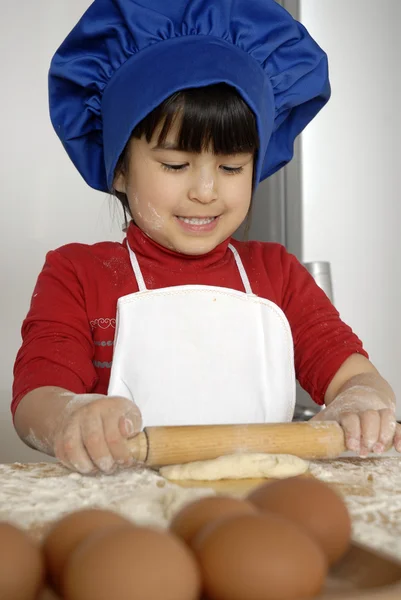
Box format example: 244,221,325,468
126,421,346,466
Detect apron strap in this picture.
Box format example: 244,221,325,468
127,241,253,295
128,246,147,292
228,244,253,295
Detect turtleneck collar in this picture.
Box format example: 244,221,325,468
125,222,232,272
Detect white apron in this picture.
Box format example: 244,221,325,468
108,243,296,427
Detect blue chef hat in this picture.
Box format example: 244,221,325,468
49,0,330,193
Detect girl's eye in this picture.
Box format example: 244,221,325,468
221,166,244,175
161,163,187,172
160,163,244,174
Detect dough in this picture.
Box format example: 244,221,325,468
159,453,309,481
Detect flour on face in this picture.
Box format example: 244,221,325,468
199,166,215,193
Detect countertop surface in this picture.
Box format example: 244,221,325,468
1,456,401,560
1,457,401,599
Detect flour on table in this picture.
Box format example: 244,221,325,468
309,457,401,561
3,457,401,563
0,463,214,537
160,453,309,481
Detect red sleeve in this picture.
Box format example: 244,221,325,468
12,249,98,417
279,248,369,405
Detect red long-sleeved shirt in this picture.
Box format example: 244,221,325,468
12,223,368,416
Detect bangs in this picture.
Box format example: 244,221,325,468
133,83,259,156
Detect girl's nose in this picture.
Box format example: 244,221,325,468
188,171,218,204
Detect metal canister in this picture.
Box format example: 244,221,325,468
294,261,335,420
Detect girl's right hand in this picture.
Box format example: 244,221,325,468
52,394,143,475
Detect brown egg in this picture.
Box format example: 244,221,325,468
40,590,60,600
170,496,256,544
0,522,45,600
42,508,130,590
62,525,201,600
193,513,327,600
248,477,351,564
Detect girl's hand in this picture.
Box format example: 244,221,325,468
52,394,142,475
313,386,401,458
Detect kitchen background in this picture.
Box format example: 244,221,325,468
0,0,400,462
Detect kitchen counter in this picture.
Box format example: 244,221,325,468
1,457,401,558
1,457,401,599
308,457,401,561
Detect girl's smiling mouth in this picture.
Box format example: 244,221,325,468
175,215,220,232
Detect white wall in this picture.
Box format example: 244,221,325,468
0,1,123,462
300,1,401,416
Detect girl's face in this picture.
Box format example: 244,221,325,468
114,123,254,255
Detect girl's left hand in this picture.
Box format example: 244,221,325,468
312,386,401,458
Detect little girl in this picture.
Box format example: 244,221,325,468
12,0,400,474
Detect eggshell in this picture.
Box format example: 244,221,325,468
193,513,327,600
0,522,45,600
42,508,130,590
248,477,352,564
170,495,256,544
62,525,201,600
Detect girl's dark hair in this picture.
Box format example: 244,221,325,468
113,83,259,227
